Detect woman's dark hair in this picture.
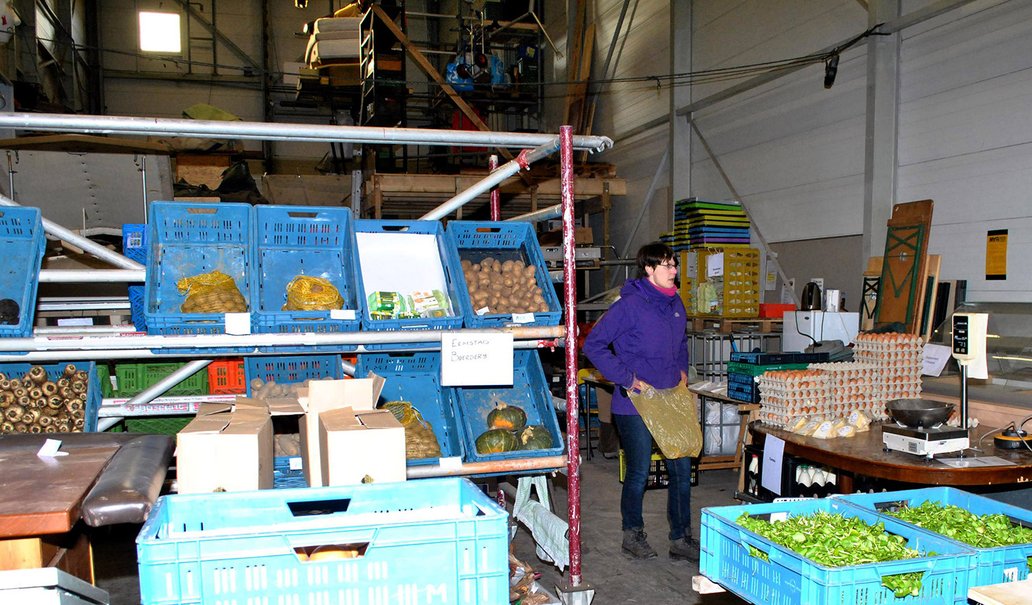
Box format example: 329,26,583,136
636,242,676,277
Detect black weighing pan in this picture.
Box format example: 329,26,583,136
885,398,954,428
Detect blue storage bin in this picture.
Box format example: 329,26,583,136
253,205,360,349
701,497,976,605
446,221,561,328
729,351,829,365
122,223,147,264
455,350,564,463
355,352,464,466
727,373,759,403
0,362,101,432
273,455,307,489
244,355,344,395
128,285,146,332
136,477,509,605
0,206,44,339
836,487,1032,586
352,219,465,342
143,202,254,341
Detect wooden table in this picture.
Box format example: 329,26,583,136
0,443,119,583
749,422,1032,492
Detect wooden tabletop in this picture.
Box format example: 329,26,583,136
0,445,119,539
750,422,1032,486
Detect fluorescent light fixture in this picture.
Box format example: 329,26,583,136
139,11,182,53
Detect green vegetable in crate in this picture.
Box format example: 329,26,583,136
518,425,553,450
486,402,527,431
383,401,442,460
736,510,928,598
177,270,247,313
885,501,1032,549
283,275,344,311
475,428,519,454
0,298,19,325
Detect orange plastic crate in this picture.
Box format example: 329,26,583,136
207,358,245,394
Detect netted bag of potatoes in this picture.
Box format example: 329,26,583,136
460,256,549,315
283,275,344,311
383,400,442,459
177,270,247,313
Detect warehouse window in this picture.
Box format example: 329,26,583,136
138,11,181,53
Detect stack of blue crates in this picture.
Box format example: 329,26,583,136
726,351,830,402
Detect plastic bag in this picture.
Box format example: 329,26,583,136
383,401,442,459
627,383,703,459
177,270,247,313
283,275,344,311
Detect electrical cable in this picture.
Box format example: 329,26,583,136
793,310,818,348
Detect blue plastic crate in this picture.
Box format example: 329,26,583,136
253,205,360,349
836,487,1032,586
0,206,44,339
0,362,101,432
122,223,147,264
727,374,759,403
273,455,307,489
352,219,465,341
128,285,146,332
729,351,829,365
143,202,254,340
355,352,464,466
455,350,564,463
701,498,976,605
245,355,344,395
446,221,562,328
136,477,509,605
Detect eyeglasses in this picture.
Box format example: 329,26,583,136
657,262,679,270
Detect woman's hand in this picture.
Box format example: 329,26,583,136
630,378,652,393
680,371,688,387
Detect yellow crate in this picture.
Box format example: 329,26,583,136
693,247,760,318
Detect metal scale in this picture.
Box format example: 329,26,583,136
882,313,988,458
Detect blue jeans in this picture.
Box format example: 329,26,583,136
613,412,693,541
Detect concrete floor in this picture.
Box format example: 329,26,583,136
91,452,748,605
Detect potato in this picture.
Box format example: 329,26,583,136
501,260,515,273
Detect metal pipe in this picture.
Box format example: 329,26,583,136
560,125,582,587
406,455,567,479
342,359,356,377
34,325,135,335
0,194,144,271
39,269,146,283
420,140,559,221
489,155,501,221
506,203,561,224
97,417,121,432
0,326,563,353
0,112,613,152
124,359,212,408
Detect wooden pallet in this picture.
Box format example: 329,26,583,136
687,316,783,334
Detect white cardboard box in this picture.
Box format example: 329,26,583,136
176,400,273,494
318,406,405,486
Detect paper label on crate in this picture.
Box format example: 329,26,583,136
288,456,303,471
224,312,251,335
476,306,490,316
761,436,785,496
511,312,535,324
706,252,724,277
37,439,68,458
438,456,463,470
330,309,356,320
440,331,514,386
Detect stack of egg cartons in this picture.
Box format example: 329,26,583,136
808,362,881,420
853,332,923,418
756,370,831,428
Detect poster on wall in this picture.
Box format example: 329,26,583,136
985,229,1008,281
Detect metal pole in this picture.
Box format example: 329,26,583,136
124,359,212,407
407,455,567,479
489,155,501,221
560,125,582,586
39,269,146,283
0,194,144,271
506,203,561,224
0,112,613,152
420,140,559,221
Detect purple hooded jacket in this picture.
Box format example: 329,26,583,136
582,278,689,416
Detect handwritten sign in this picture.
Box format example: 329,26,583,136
441,332,514,386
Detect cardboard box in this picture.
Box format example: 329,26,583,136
319,407,405,486
176,400,273,494
538,227,593,246
298,375,387,487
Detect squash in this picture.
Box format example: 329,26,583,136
486,402,527,431
475,428,520,454
518,425,553,450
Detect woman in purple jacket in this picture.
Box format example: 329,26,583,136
582,242,696,561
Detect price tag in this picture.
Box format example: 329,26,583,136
224,312,251,335
511,312,535,324
330,309,356,320
476,306,491,316
438,456,463,470
441,331,514,386
288,457,303,471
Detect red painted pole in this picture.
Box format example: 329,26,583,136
560,125,582,586
489,155,501,221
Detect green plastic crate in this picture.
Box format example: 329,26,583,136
96,363,114,398
726,361,811,377
124,416,194,435
113,363,208,397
